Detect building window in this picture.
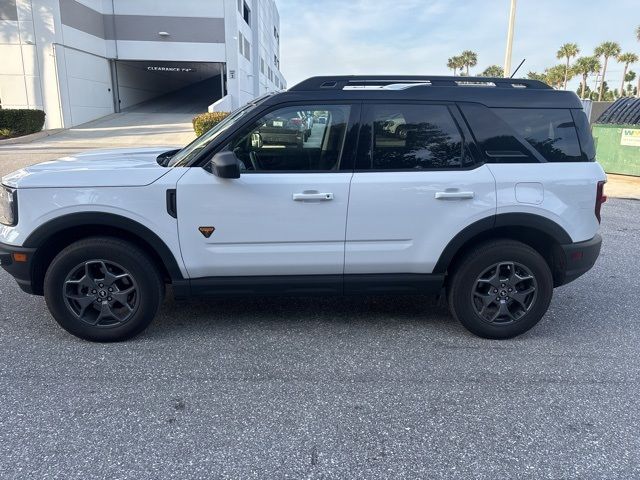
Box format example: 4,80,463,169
243,2,251,26
268,67,272,82
238,32,243,54
260,58,265,74
237,0,242,13
243,38,250,61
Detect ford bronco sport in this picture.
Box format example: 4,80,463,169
0,76,606,341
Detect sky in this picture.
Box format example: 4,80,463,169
276,0,640,92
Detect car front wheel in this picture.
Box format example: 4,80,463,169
447,240,553,339
44,237,164,342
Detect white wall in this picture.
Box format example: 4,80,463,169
0,2,44,111
110,0,224,17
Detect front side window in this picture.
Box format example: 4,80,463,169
359,104,464,170
228,105,351,172
492,108,583,162
167,101,263,167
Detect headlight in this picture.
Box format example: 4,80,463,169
0,185,17,226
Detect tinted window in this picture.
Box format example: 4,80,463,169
459,103,538,163
359,104,463,170
229,105,351,172
492,108,583,162
571,109,596,161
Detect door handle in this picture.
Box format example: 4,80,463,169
434,191,475,200
293,192,334,201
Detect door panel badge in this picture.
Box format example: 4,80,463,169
199,226,215,238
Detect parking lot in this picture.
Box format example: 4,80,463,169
0,197,638,479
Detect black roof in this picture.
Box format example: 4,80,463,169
272,76,583,109
595,98,640,125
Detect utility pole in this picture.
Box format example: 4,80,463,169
503,0,517,77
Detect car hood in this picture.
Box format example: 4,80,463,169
1,146,180,189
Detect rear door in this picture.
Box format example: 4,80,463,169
344,102,496,275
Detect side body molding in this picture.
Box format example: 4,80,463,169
432,213,572,274
23,212,185,280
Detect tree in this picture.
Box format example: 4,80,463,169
594,41,621,101
527,71,547,82
625,71,637,96
637,26,640,97
573,56,601,99
556,43,580,89
446,56,465,76
447,57,458,75
618,53,638,96
544,65,567,89
479,65,504,77
460,50,478,76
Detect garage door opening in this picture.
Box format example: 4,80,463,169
111,61,225,114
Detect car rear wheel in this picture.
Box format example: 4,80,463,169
44,237,164,342
447,240,553,339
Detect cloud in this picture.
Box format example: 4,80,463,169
277,0,640,91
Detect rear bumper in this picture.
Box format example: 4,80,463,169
555,234,602,286
0,242,37,294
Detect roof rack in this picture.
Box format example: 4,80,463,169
289,75,552,91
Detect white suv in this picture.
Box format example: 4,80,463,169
0,76,606,341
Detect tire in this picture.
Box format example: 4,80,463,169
447,240,553,339
44,237,165,342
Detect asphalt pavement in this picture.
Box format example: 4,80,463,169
0,198,638,479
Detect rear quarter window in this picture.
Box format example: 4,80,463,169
492,108,584,162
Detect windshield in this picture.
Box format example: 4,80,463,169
167,97,271,167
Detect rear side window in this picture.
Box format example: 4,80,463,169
571,109,596,161
492,108,583,162
459,103,538,163
357,104,464,170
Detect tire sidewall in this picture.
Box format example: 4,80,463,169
44,239,163,342
450,243,553,339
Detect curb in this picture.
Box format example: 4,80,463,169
0,128,65,146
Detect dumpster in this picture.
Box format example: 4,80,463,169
592,98,640,177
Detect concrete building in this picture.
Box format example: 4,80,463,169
0,0,286,128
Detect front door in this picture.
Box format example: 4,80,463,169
176,103,357,280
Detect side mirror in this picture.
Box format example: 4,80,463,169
211,151,241,179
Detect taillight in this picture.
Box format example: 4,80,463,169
595,181,607,223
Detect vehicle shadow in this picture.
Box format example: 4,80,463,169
149,289,458,337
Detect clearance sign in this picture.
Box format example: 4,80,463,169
620,128,640,147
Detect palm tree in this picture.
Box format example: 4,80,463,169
460,50,478,76
527,71,547,82
455,56,466,76
573,56,601,99
618,53,639,97
594,41,621,101
447,57,459,76
479,65,504,77
556,43,580,90
545,65,568,89
636,26,640,97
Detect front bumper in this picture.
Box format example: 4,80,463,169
554,234,602,286
0,242,37,294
